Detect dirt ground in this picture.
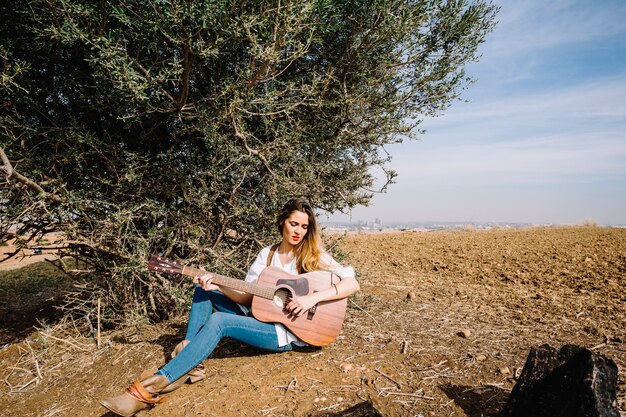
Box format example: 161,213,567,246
0,244,71,345
0,243,61,271
0,226,624,417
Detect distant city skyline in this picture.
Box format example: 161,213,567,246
328,0,626,225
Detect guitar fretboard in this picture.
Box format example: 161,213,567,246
180,266,274,300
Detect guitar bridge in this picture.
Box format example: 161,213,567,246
307,304,317,320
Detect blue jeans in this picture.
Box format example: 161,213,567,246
156,286,295,383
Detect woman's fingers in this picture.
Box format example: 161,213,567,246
194,273,214,290
286,298,304,317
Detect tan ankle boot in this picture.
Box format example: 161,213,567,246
171,340,206,384
100,373,175,416
138,368,189,394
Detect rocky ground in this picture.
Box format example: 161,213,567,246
0,226,625,417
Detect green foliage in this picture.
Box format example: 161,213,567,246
0,0,497,324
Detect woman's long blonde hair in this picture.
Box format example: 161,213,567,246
276,198,325,273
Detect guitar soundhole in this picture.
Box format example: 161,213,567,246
273,288,291,308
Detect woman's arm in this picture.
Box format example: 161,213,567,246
319,276,360,302
285,275,359,318
193,273,253,306
194,247,270,307
218,285,253,306
285,251,360,318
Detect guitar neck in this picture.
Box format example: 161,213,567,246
180,266,274,300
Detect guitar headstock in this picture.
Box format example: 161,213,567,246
148,254,184,274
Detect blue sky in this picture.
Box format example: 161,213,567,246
328,0,626,225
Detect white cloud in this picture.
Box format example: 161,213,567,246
486,0,626,56
423,74,626,135
399,130,626,185
390,72,626,191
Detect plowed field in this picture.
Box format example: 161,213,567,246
1,227,624,416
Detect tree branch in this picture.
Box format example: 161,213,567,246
0,146,64,203
176,45,194,111
230,113,276,176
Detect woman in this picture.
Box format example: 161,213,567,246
101,198,360,416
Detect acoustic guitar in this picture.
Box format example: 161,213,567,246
147,255,347,346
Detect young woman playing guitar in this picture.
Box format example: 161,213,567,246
101,198,360,416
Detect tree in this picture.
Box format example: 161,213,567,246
1,0,498,324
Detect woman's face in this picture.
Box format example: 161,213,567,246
281,210,309,247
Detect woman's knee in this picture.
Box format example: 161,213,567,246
206,311,227,330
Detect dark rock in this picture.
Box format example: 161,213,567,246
500,344,619,417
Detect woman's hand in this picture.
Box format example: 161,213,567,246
193,273,218,291
285,293,320,317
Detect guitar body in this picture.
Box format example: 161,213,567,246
251,266,347,346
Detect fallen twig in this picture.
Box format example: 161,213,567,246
97,298,101,348
26,341,43,382
350,299,381,330
274,377,298,391
401,339,410,354
375,368,402,388
384,391,436,400
260,406,278,416
416,360,447,371
41,334,91,352
111,346,135,365
12,376,39,392
41,406,68,417
318,403,341,411
322,384,360,392
421,373,461,381
4,375,15,391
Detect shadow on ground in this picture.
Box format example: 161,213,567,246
440,384,509,417
0,261,70,345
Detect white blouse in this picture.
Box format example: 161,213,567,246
238,245,356,347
